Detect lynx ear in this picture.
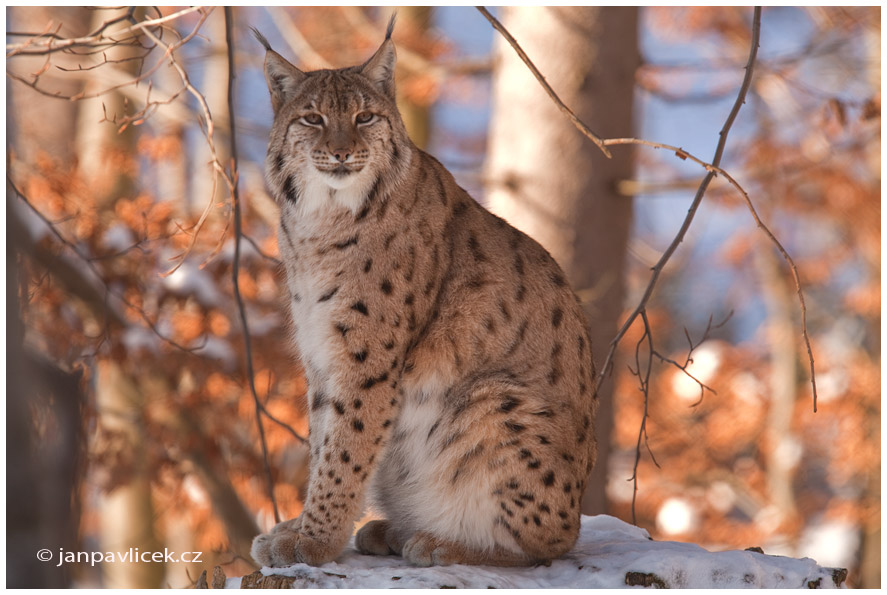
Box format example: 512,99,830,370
251,28,307,114
359,15,397,98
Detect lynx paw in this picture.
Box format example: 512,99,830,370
251,517,338,567
355,520,395,556
401,532,462,567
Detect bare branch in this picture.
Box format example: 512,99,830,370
9,177,198,354
5,6,203,57
476,6,612,158
595,8,765,397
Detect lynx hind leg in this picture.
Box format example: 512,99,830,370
490,426,588,563
440,380,589,564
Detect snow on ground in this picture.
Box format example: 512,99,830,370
229,515,847,589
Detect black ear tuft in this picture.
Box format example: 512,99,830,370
250,27,272,52
385,13,396,41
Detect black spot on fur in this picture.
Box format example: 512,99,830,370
514,254,525,276
468,234,487,263
355,178,381,221
516,283,527,302
336,323,349,337
319,287,339,302
404,293,414,306
353,465,362,474
333,401,346,415
499,397,521,413
353,419,365,432
353,398,363,409
334,235,359,250
380,279,393,294
282,175,299,204
353,350,368,363
542,471,555,487
312,391,328,411
341,451,351,463
467,275,488,290
550,270,567,287
499,299,512,321
519,448,532,460
528,460,541,470
505,420,525,434
361,372,389,390
351,301,369,316
505,320,529,356
551,307,563,328
363,258,373,273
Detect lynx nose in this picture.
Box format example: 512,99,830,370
330,148,351,163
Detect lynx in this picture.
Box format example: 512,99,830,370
250,18,597,568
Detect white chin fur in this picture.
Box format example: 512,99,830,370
295,167,375,216
321,171,360,190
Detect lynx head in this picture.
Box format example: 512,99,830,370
254,17,410,210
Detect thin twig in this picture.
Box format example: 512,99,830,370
707,168,818,411
242,233,282,266
595,7,763,396
224,7,282,525
476,6,612,158
628,311,658,525
651,311,733,407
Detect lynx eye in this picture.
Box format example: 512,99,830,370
300,113,324,126
355,111,376,125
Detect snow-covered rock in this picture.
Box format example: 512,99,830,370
229,515,847,589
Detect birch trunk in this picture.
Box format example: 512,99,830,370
485,6,639,515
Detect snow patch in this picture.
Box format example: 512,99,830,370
236,515,846,589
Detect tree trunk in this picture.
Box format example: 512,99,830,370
484,6,639,515
756,247,800,523
392,6,432,149
7,7,89,168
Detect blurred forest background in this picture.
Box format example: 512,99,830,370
6,6,880,589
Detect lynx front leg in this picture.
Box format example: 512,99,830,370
251,374,401,567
